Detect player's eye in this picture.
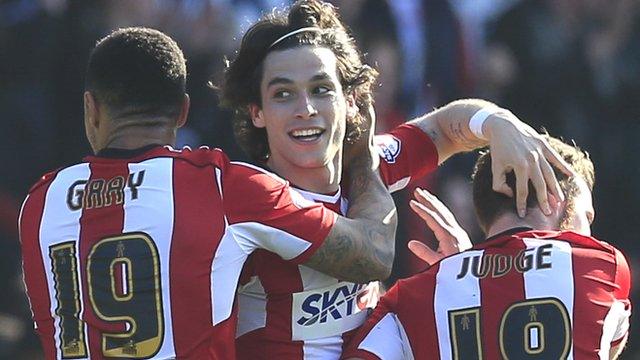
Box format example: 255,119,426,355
273,89,293,100
312,85,333,95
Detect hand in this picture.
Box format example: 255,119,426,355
484,109,574,217
408,188,472,265
343,102,379,171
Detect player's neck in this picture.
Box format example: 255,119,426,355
99,125,176,153
266,156,341,195
486,210,557,239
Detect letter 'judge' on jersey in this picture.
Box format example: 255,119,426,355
19,145,336,360
343,229,632,360
236,124,439,359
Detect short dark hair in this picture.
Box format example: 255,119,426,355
86,27,187,120
472,136,595,232
219,0,378,161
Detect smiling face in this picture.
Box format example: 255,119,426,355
250,46,356,183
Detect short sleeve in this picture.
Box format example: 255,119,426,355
222,162,336,264
610,248,632,343
342,284,410,360
375,124,439,193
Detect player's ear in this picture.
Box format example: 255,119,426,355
249,104,266,128
176,94,190,128
84,91,99,129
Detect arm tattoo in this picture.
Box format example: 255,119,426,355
449,122,479,149
305,153,397,283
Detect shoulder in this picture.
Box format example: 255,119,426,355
158,145,230,169
392,267,438,302
27,168,61,194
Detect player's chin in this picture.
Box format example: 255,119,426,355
291,154,332,169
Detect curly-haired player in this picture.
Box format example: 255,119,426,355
220,1,575,358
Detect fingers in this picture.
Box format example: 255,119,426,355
527,158,552,216
492,162,514,198
409,199,449,232
540,140,575,178
414,188,458,226
539,154,564,203
411,188,472,255
408,240,442,265
514,167,528,218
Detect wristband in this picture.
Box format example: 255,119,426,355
468,108,498,140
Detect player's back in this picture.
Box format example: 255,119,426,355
345,229,632,360
20,145,288,359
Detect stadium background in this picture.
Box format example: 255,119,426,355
0,0,638,358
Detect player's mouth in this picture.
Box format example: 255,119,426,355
288,127,325,143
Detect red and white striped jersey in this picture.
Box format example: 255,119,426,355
19,145,337,360
236,124,438,359
343,229,633,360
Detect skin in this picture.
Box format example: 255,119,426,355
412,100,574,217
85,84,396,283
251,47,574,218
83,92,190,153
243,44,579,283
408,178,595,267
250,46,357,194
391,179,628,360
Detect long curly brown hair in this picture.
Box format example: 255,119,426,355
219,0,378,161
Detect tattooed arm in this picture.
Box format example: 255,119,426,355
305,154,397,283
408,98,494,164
409,98,574,217
304,105,398,283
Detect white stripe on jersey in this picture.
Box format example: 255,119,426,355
387,176,410,193
302,334,342,359
229,222,313,260
212,227,250,325
358,313,413,360
236,276,267,337
522,238,574,360
39,163,91,360
294,188,341,204
434,250,484,360
19,195,37,327
215,168,223,199
599,300,631,359
125,158,176,358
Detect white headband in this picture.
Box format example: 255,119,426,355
269,27,322,49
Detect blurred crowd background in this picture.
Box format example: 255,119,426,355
1,0,639,358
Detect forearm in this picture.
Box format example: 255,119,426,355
305,155,397,283
407,98,500,163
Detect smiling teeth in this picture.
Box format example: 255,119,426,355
291,129,322,137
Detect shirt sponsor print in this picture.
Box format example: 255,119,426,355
291,281,379,340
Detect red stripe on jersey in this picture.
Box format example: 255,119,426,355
223,164,334,262
236,195,343,359
571,243,618,357
400,265,440,358
479,242,526,359
20,181,57,359
341,328,358,355
79,162,128,358
416,263,440,357
377,124,438,187
169,160,227,359
261,249,305,359
612,247,631,299
236,328,267,359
